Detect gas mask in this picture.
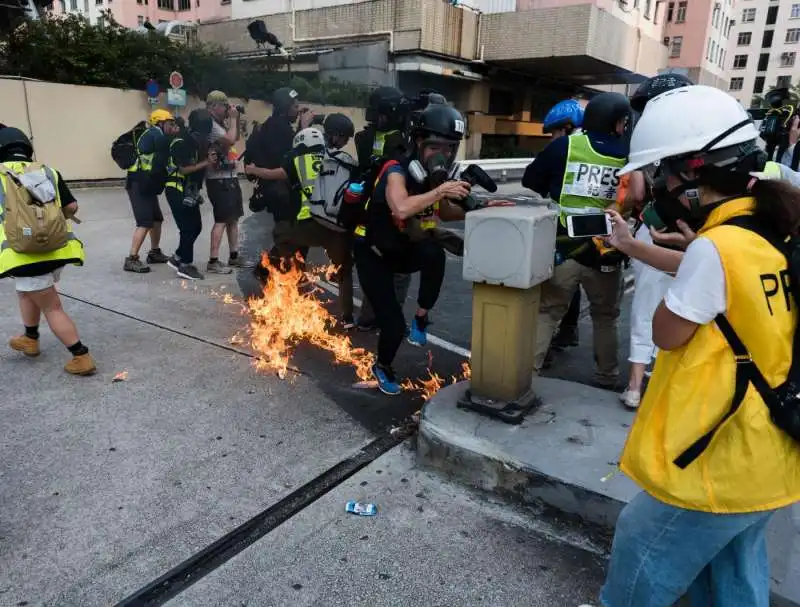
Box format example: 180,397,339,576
641,173,705,233
407,139,459,188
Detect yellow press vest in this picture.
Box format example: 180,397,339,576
293,151,324,221
165,138,194,193
0,161,84,279
621,197,800,513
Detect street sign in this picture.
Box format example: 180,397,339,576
169,71,184,90
145,79,160,98
167,88,187,107
147,96,159,106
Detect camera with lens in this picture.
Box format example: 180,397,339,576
406,90,448,134
234,104,246,115
758,88,797,153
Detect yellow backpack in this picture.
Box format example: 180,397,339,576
0,163,68,254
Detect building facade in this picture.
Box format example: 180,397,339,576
50,0,230,29
663,0,734,88
727,0,800,106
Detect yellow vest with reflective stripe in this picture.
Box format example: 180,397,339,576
558,133,625,225
620,197,800,513
128,126,160,174
293,151,323,221
165,137,193,193
0,161,84,278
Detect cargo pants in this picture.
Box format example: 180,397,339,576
533,259,623,387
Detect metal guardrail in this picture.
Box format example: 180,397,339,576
457,158,534,182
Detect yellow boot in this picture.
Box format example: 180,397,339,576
9,335,40,357
65,353,97,376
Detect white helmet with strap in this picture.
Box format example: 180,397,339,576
620,85,760,176
293,127,325,150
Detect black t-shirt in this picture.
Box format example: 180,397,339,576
248,115,295,169
170,136,204,186
56,171,76,206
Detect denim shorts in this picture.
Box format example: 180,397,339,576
600,491,777,607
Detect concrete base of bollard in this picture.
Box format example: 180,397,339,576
417,378,800,606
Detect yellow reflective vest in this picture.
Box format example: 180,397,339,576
621,197,800,513
0,161,84,279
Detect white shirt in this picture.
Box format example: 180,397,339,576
663,236,727,324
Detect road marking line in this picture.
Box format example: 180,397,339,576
318,279,473,359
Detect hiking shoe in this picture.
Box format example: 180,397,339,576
407,315,428,347
177,263,204,280
9,335,40,357
124,255,151,273
65,353,96,376
372,363,401,396
146,248,169,264
206,260,233,274
341,316,356,330
167,255,181,271
357,319,378,332
228,256,253,269
552,325,579,350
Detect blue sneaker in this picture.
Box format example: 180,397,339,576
372,363,401,396
407,315,428,347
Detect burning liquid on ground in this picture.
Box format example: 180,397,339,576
243,253,470,397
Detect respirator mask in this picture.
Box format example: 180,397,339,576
407,138,459,188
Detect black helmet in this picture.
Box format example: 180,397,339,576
630,73,694,113
414,104,466,141
188,108,214,137
272,87,299,115
0,127,33,161
323,113,355,138
366,86,408,125
582,92,632,136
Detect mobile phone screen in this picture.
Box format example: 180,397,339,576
569,214,610,237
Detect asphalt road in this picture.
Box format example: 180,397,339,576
238,180,634,397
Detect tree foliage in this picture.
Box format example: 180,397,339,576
0,13,370,106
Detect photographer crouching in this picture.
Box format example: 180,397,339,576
354,104,510,395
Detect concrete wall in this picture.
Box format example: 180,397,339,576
0,78,367,181
318,42,395,88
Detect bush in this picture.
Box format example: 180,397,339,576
0,13,370,106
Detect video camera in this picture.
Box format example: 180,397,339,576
754,88,798,161
453,164,498,212
406,90,448,134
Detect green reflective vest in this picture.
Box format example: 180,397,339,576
165,137,196,193
293,150,325,221
128,126,160,174
0,161,84,278
558,133,626,225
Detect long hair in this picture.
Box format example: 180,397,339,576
698,159,800,237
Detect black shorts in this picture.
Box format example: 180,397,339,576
206,178,244,224
127,180,163,228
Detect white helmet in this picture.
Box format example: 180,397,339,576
293,127,325,150
620,85,759,175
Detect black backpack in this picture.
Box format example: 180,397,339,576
674,215,800,469
111,121,148,171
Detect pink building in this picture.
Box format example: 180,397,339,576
51,0,230,30
662,0,733,88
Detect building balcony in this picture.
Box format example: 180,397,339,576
198,0,665,85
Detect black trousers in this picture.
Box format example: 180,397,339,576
560,288,582,329
354,239,446,367
166,187,202,264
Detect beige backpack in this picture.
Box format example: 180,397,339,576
0,163,68,254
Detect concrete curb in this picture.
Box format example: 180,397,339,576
417,379,800,606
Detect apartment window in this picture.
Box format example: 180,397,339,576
713,7,720,27
787,28,800,43
667,1,674,20
676,0,686,22
157,0,173,8
721,49,726,67
178,0,189,9
758,53,770,70
711,40,717,62
742,7,756,22
754,76,766,93
767,5,779,24
738,31,752,45
670,35,683,58
733,54,748,69
727,19,735,36
137,14,144,24
724,17,730,37
69,0,76,9
781,51,797,67
763,29,774,47
644,0,652,19
777,75,792,88
95,0,101,4
137,0,142,4
729,77,744,91
792,3,800,18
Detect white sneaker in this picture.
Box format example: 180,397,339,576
619,390,641,410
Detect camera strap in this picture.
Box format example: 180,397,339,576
674,215,800,469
